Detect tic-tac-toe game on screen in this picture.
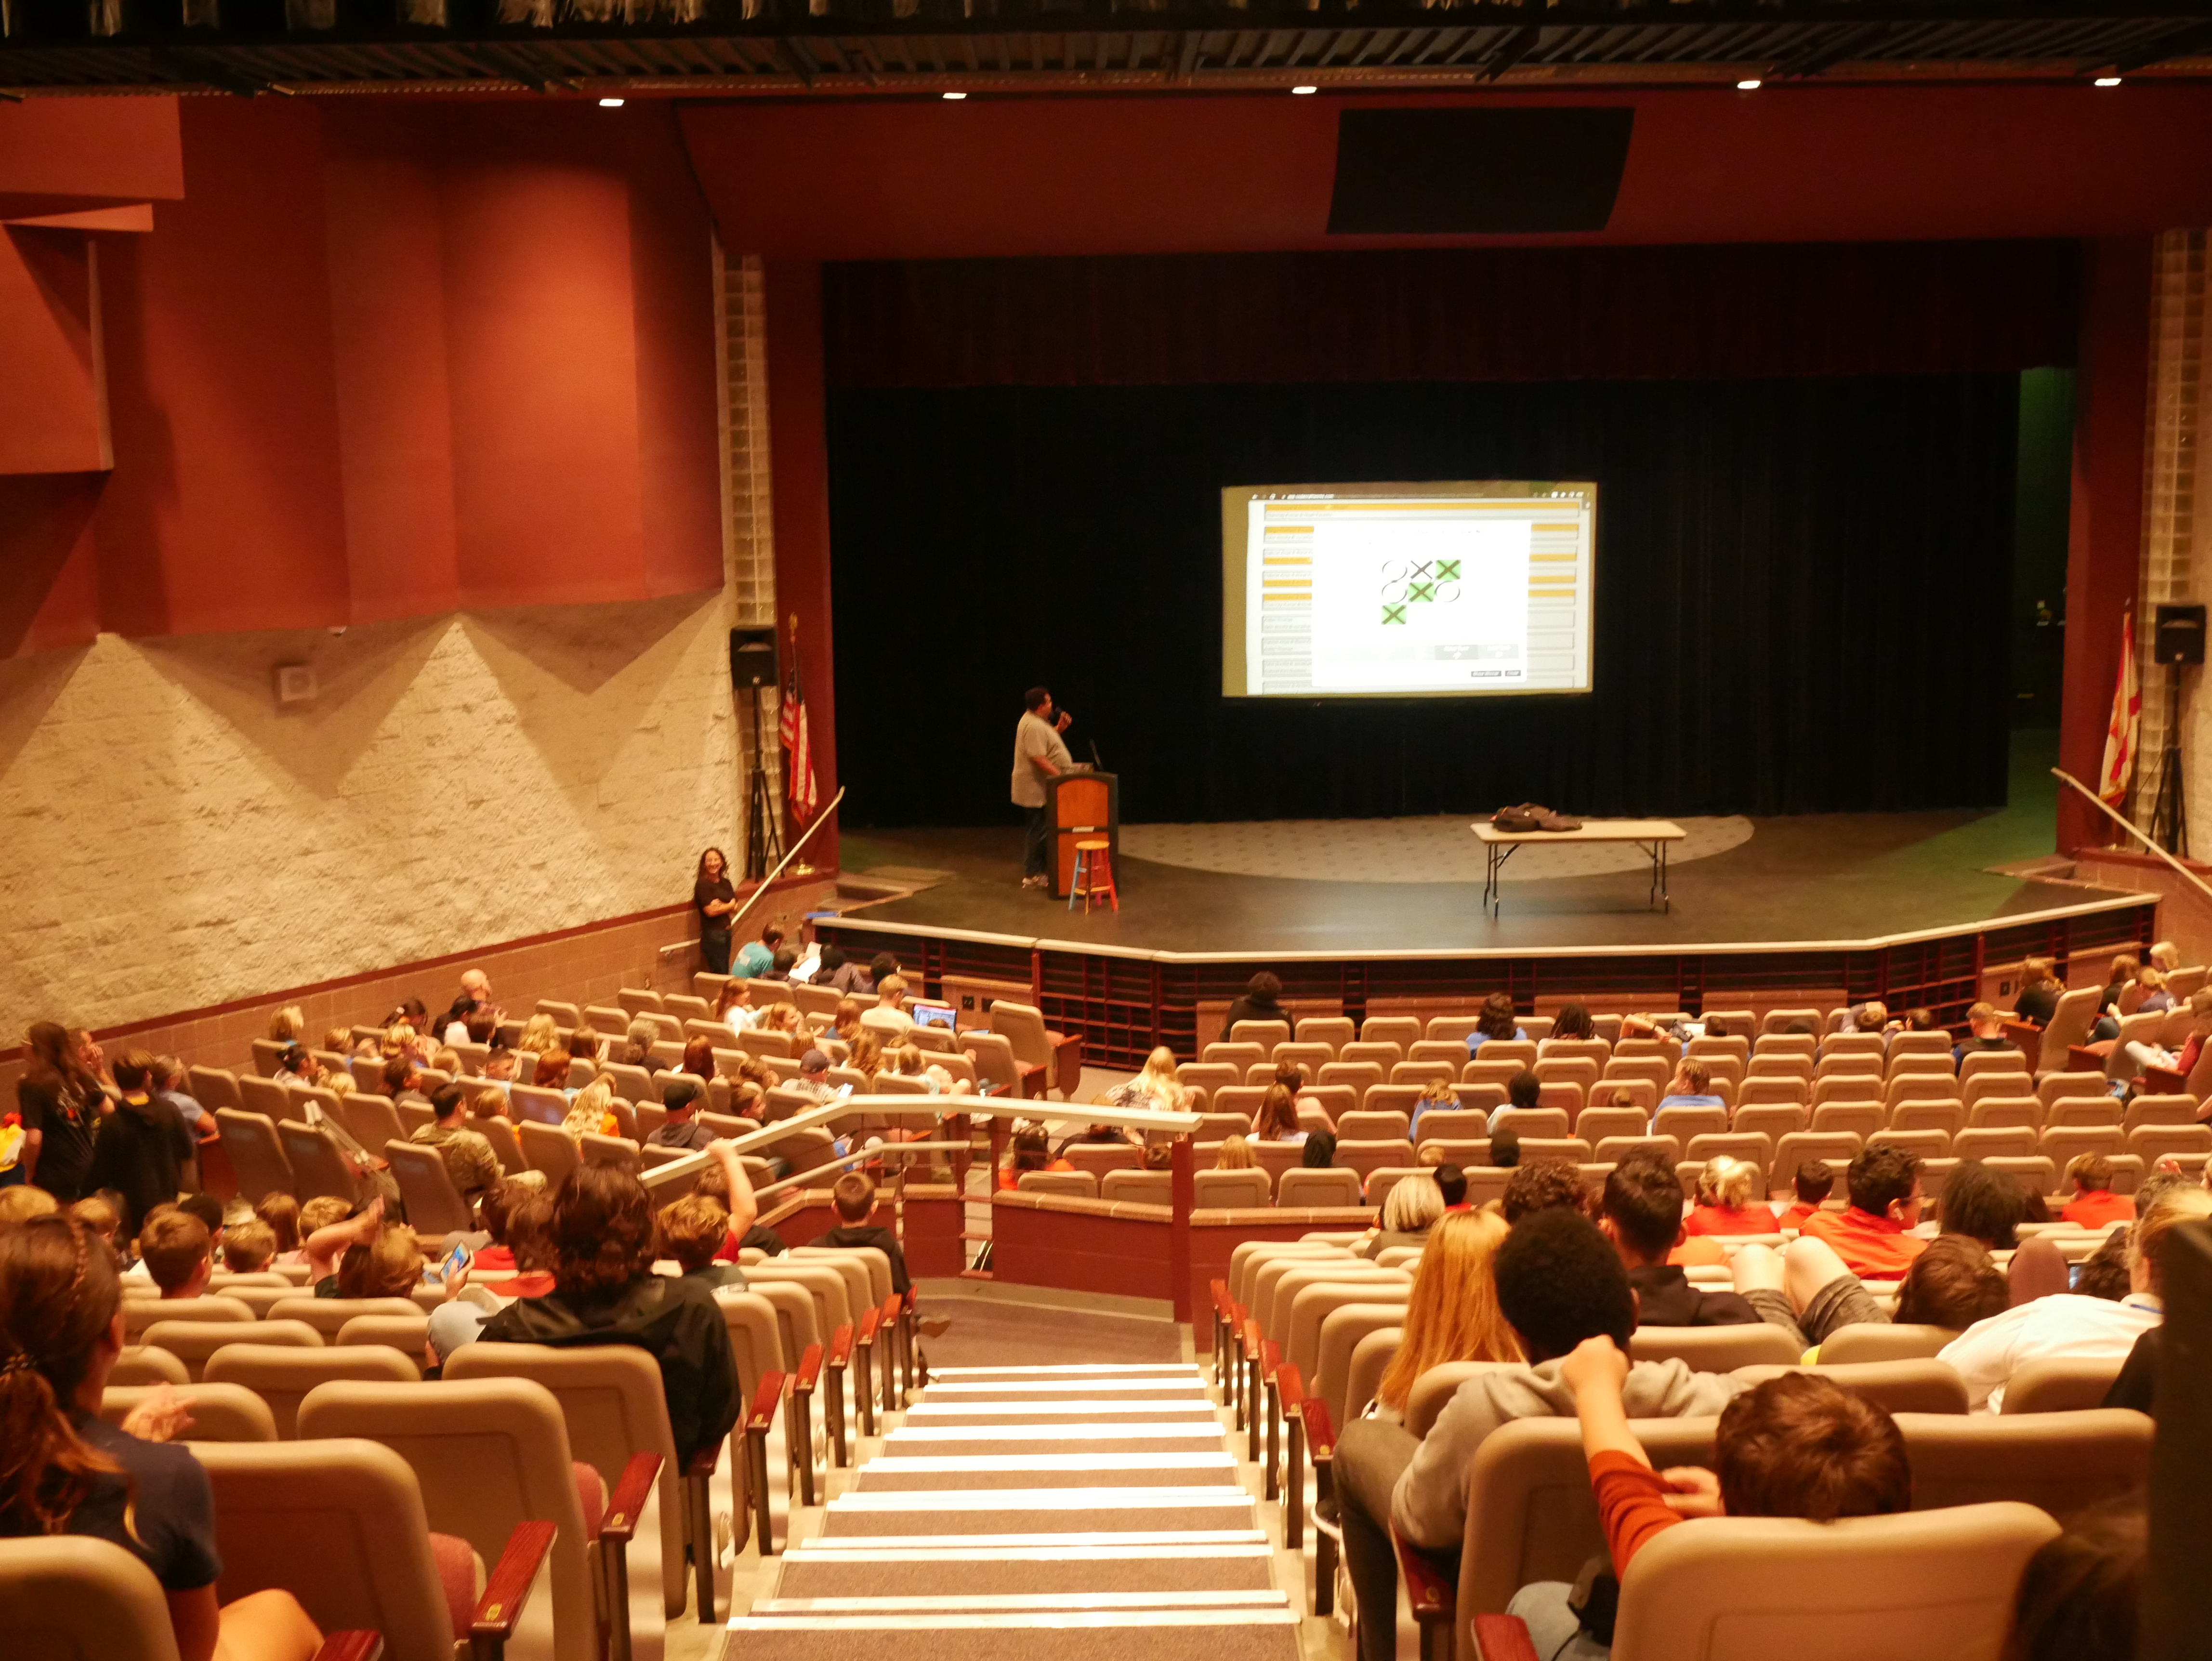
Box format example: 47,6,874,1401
1220,482,1596,699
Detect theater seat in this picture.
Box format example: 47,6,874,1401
1896,1409,2151,1522
0,1536,216,1661
1628,1324,1802,1371
1015,1170,1098,1199
1729,1359,1969,1415
121,1295,254,1344
139,1319,322,1382
1194,1169,1270,1208
204,1344,421,1437
2002,1357,2129,1414
1590,1503,2057,1661
98,1383,278,1442
1814,1322,1959,1365
1277,1168,1364,1208
110,1345,190,1387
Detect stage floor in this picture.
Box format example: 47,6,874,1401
835,734,2146,956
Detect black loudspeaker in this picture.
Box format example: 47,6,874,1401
1327,108,1635,236
2155,605,2206,666
730,626,780,688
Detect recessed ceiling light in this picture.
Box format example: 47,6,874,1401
598,96,624,107
943,91,967,99
1291,85,1317,95
2094,75,2122,86
1736,78,1762,90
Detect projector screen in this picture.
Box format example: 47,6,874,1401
1221,481,1597,698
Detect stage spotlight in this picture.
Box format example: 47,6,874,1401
598,96,624,106
2094,75,2122,86
1291,85,1317,95
943,90,967,99
1736,78,1761,90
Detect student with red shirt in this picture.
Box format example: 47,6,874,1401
2060,1154,2137,1230
1680,1155,1777,1237
1775,1162,1835,1232
1498,1338,1912,1656
1800,1145,1926,1279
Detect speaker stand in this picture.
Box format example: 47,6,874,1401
743,680,786,882
2149,663,2189,858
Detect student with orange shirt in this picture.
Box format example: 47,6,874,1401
1501,1339,1912,1656
2060,1154,2136,1230
1799,1145,1926,1279
1775,1162,1834,1232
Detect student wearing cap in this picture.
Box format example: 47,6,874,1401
790,1050,839,1105
647,1078,717,1152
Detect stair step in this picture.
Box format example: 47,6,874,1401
820,1488,1258,1538
730,1612,1301,1661
853,1453,1238,1492
774,1544,1276,1601
757,1590,1289,1613
930,1364,1206,1378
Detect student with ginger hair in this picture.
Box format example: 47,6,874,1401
658,1192,746,1290
221,1221,278,1275
1370,1210,1520,1419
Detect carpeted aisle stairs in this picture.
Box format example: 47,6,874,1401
731,1361,1302,1661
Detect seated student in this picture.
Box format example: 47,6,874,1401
1838,999,1891,1037
1507,1349,1911,1657
1434,1163,1469,1212
558,1078,620,1143
1502,1160,1587,1225
1464,992,1528,1058
818,1170,910,1298
1940,1186,2212,1411
2060,1154,2135,1230
0,1213,329,1661
1953,1002,2021,1068
859,975,916,1040
1369,1211,1519,1422
1599,1153,1764,1327
1733,1232,2009,1354
2133,964,2174,1015
658,1193,747,1290
220,1220,277,1276
1657,1060,1725,1113
999,1126,1069,1189
384,1054,433,1110
1939,1158,2027,1252
686,1154,788,1262
68,1196,123,1265
303,1197,423,1300
139,1208,214,1299
1331,1209,1747,1661
2119,986,2212,1084
479,1163,740,1464
2089,954,2140,1041
274,1196,345,1267
1681,1155,1775,1237
1776,1162,1834,1232
1300,1130,1337,1171
151,1056,215,1143
648,1078,717,1151
2012,957,2065,1028
1489,1125,1523,1171
1798,1145,1926,1279
1250,1083,1307,1145
409,1082,507,1204
1408,1077,1458,1139
1494,1068,1543,1126
2005,1500,2144,1661
1362,1175,1446,1258
734,923,784,980
1547,1003,1599,1044
1214,1134,1256,1171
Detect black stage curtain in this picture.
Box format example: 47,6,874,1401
823,244,2079,389
828,375,2020,828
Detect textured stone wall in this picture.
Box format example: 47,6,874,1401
0,593,743,1035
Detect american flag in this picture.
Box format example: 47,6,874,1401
2099,606,2139,808
781,615,818,823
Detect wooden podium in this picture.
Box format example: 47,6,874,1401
1047,769,1118,899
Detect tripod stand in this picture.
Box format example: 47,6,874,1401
743,681,786,881
2148,663,2189,858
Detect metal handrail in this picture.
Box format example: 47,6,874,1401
2050,768,2212,908
727,786,846,936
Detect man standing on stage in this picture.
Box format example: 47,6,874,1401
1011,685,1074,890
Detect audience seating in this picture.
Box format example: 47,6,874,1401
273,1296,426,1343
99,1382,279,1443
1729,1359,1970,1415
1274,1168,1363,1207
1768,1131,1860,1190
216,1108,295,1203
2002,1357,2128,1414
1627,1324,1802,1370
198,1437,553,1661
1103,1169,1173,1203
1898,1409,2150,1520
122,1294,254,1343
1297,1016,1356,1054
141,1319,324,1381
111,1345,190,1386
0,1535,346,1661
207,1344,423,1437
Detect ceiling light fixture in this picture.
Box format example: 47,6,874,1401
598,96,624,106
2094,75,2122,86
1291,85,1318,95
943,90,967,99
1736,78,1761,90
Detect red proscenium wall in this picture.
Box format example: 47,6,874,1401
0,96,725,651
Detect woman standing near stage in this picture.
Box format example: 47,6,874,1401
694,848,738,975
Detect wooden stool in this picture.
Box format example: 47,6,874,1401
1067,838,1119,913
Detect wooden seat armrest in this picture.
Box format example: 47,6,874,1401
1470,1614,1540,1661
883,1293,903,1324
1394,1526,1456,1631
310,1635,385,1661
1301,1397,1336,1463
2144,1066,2188,1095
829,1323,854,1367
1276,1363,1304,1413
1210,1279,1231,1319
857,1308,880,1345
1243,1318,1264,1367
600,1451,664,1545
1046,1031,1080,1053
685,1443,721,1478
746,1371,786,1435
470,1519,558,1646
795,1341,824,1393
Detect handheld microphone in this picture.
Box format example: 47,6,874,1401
1090,740,1105,769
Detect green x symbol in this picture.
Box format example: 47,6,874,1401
1408,580,1436,603
1381,604,1407,625
1436,559,1461,580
